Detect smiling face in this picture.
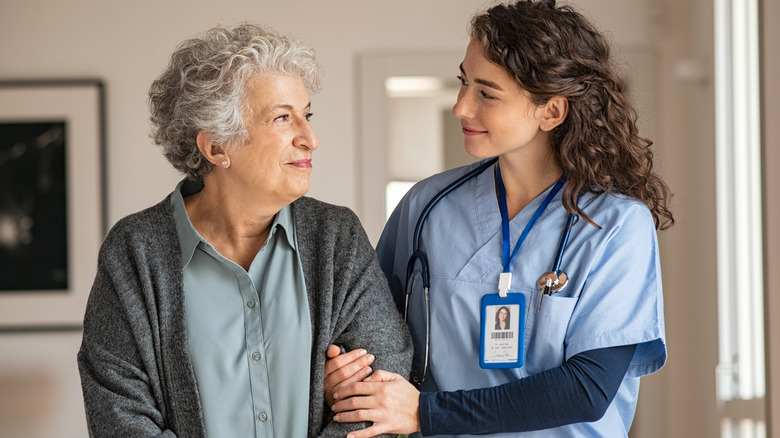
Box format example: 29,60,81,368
498,307,508,321
228,75,318,207
452,40,550,162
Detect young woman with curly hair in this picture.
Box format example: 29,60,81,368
325,1,673,436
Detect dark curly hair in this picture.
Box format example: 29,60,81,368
470,0,674,230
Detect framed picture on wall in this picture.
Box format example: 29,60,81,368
0,80,105,331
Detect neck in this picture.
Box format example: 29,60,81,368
496,153,561,219
184,176,282,269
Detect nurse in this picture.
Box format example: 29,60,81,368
326,0,674,436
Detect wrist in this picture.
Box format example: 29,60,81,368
414,389,421,432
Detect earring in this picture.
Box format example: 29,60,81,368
221,160,228,167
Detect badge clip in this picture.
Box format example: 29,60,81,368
498,272,512,298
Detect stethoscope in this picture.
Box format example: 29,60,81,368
403,157,576,385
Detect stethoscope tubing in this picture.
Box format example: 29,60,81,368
402,157,577,384
553,211,576,273
403,157,497,383
405,157,499,294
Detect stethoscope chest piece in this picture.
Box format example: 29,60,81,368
537,270,569,293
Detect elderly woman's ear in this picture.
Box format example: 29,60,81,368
196,131,229,168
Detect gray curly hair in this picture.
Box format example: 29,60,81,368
149,23,322,180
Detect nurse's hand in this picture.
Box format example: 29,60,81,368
331,370,421,437
324,345,375,407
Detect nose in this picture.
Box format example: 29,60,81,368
452,87,471,120
293,117,319,151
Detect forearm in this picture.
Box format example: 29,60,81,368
311,208,413,436
419,344,636,435
333,214,413,377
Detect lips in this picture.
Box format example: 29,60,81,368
461,126,487,136
289,159,312,168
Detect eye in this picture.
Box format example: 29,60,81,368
274,114,290,122
305,112,314,121
457,75,468,86
480,90,495,100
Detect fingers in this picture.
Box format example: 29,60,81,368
332,378,422,436
363,369,401,383
324,347,374,377
334,408,389,438
331,391,381,419
332,381,386,409
329,364,373,389
324,367,373,407
345,424,385,438
326,344,341,359
333,371,404,403
323,346,376,407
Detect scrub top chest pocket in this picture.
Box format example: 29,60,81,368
523,286,579,375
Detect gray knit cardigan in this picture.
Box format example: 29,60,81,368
77,191,413,437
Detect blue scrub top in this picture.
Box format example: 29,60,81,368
376,159,666,437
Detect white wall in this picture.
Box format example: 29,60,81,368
0,332,84,438
650,0,719,434
0,1,719,437
0,0,490,221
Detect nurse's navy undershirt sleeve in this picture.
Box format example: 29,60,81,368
418,344,637,435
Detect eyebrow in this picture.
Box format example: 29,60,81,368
459,63,505,92
266,102,312,112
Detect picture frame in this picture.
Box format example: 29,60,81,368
0,80,106,332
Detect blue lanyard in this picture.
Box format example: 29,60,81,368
496,164,565,289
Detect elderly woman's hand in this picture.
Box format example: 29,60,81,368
330,370,421,438
323,345,375,407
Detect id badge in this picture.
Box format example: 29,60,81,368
480,292,525,369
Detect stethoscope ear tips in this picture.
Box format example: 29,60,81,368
537,271,569,293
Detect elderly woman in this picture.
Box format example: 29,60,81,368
77,23,411,438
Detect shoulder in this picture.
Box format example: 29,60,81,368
581,192,654,230
99,195,176,258
290,196,361,232
407,159,494,198
393,158,496,218
576,192,657,247
291,196,356,219
290,196,368,251
291,197,379,285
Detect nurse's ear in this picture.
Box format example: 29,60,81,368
537,96,569,132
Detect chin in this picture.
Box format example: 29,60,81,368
464,147,494,160
463,141,496,160
292,183,311,199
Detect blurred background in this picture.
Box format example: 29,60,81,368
0,0,777,437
